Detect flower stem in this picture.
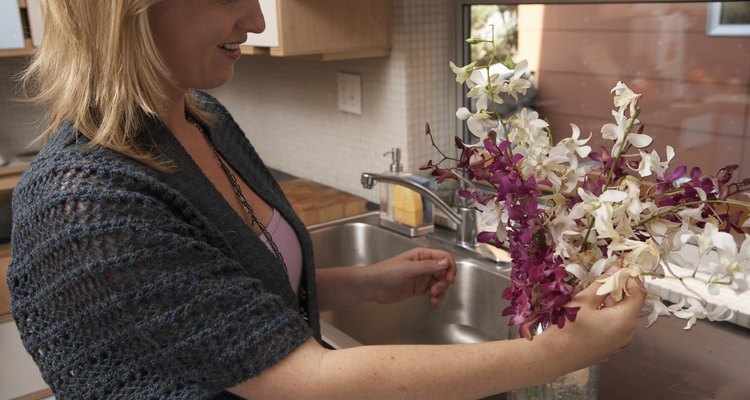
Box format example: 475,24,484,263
636,199,750,227
580,107,641,251
425,123,459,163
605,107,641,184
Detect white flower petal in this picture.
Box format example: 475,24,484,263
599,190,628,203
456,107,472,120
627,133,653,148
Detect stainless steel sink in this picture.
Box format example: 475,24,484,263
310,213,513,348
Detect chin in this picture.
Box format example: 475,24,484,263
195,73,235,90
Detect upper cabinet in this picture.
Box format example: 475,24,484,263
1,0,392,61
0,0,28,56
0,0,41,58
242,0,392,60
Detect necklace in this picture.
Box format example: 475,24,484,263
188,116,288,273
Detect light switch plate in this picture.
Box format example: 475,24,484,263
337,72,362,115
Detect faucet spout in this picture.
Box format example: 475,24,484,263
360,172,462,226
360,172,481,251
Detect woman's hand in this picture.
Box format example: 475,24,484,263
367,248,457,307
538,274,646,371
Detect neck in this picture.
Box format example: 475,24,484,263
162,87,191,134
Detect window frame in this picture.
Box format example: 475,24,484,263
451,0,738,146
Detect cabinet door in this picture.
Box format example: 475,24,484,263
27,0,44,47
0,0,25,50
244,0,279,48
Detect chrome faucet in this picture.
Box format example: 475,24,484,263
360,172,478,250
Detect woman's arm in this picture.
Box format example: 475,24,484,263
230,277,645,400
315,248,457,311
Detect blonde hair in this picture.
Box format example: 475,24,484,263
22,0,208,169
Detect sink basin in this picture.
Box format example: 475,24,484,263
310,215,513,347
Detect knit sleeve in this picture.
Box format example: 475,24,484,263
8,159,312,399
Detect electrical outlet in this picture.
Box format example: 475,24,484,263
337,72,362,115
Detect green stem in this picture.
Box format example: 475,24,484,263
605,108,641,184
636,199,750,228
579,107,641,251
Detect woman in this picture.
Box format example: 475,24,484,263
8,1,645,399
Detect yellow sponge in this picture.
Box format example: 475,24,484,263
393,186,424,227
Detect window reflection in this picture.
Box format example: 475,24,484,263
464,2,750,180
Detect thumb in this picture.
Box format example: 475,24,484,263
406,258,450,277
572,280,611,310
572,265,624,309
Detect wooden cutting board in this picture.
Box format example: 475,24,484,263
279,179,368,226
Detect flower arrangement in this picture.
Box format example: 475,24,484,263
422,31,750,340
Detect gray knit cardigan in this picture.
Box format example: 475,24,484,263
7,92,320,399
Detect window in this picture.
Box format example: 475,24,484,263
455,1,750,180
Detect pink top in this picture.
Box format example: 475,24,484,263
259,209,303,294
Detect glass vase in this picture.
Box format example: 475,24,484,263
506,325,600,400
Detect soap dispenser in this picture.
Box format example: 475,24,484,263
379,148,434,236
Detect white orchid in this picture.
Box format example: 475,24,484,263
518,143,569,189
508,108,549,147
456,107,497,138
475,201,508,243
645,294,671,327
609,238,661,272
504,60,532,101
466,69,504,112
710,232,750,292
669,297,733,330
566,253,612,288
601,108,652,156
555,124,592,166
635,146,675,177
611,81,642,115
449,61,477,85
596,267,642,301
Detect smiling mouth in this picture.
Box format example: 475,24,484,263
219,43,241,51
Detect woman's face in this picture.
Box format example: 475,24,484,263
148,0,264,92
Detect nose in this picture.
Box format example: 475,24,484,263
241,0,266,34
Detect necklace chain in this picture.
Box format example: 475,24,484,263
188,116,288,273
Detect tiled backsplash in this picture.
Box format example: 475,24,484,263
209,0,455,203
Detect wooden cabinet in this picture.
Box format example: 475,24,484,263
2,0,393,61
0,0,31,57
242,0,392,60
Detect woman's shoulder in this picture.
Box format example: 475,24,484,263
14,123,177,214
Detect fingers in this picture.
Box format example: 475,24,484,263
407,248,457,283
571,279,611,310
429,279,450,307
618,276,647,315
